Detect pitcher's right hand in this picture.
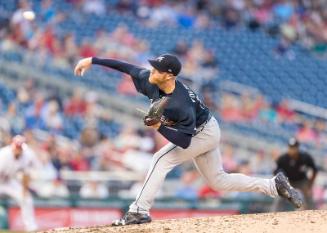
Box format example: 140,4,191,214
74,57,92,76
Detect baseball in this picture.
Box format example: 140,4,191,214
22,10,35,21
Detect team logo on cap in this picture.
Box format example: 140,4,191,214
157,56,164,62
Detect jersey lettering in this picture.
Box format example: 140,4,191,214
182,83,206,109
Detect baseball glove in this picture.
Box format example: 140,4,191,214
143,96,170,126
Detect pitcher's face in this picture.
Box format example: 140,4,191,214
149,68,172,85
288,146,299,158
12,145,23,159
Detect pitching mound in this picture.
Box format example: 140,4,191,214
41,210,327,233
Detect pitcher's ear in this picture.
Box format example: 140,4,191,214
166,73,174,80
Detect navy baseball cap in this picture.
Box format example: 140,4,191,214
148,54,182,76
288,137,299,147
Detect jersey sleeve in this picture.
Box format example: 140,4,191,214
305,153,318,172
22,146,41,173
158,125,192,148
129,68,157,98
91,57,157,98
175,107,197,135
274,155,285,175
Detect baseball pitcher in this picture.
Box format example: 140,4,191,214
74,54,303,226
0,135,38,231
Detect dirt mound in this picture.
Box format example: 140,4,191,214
41,210,327,233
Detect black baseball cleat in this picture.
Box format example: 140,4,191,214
275,172,303,208
112,212,152,226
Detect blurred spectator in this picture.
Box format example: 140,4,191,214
70,149,90,171
117,75,139,96
221,5,241,29
172,40,189,57
37,177,70,198
296,121,319,144
119,177,164,199
116,0,135,14
202,87,217,110
198,185,221,199
84,91,111,126
90,134,112,168
62,33,78,66
40,100,63,132
222,143,238,173
273,1,294,22
121,148,152,173
251,149,274,175
259,100,278,124
313,119,327,147
79,39,97,58
175,170,198,201
10,0,34,46
25,92,45,128
1,102,25,134
80,127,99,148
2,0,327,62
40,0,56,24
80,180,109,199
195,13,211,29
82,0,105,16
219,93,243,122
276,100,295,123
41,26,57,54
36,150,58,180
177,5,196,28
201,50,218,69
52,144,72,171
64,89,87,117
240,93,261,122
238,160,252,176
247,1,272,29
148,2,177,27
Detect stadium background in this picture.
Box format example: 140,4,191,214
0,0,327,231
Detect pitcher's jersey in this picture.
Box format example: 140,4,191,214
0,144,38,183
131,69,210,135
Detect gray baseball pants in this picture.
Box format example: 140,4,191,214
129,117,278,214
